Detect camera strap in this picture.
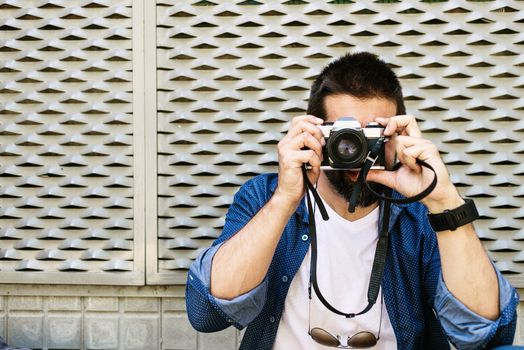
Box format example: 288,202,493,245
302,167,390,318
348,137,438,213
301,136,437,318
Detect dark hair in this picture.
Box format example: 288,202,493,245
307,52,406,119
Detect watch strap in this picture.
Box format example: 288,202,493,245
427,198,479,232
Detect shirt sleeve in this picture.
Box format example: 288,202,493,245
434,267,519,349
185,175,273,332
187,242,268,329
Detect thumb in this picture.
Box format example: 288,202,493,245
366,170,396,189
307,167,320,186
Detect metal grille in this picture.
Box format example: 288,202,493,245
0,1,142,284
0,1,522,286
154,1,524,285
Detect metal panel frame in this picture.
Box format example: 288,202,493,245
0,0,146,285
146,0,163,284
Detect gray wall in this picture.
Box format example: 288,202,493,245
0,286,523,349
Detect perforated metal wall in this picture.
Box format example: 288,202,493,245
0,1,522,287
0,1,143,284
153,1,524,285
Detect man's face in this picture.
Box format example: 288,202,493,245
323,94,397,207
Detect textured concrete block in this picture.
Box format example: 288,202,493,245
516,304,524,345
162,314,196,350
0,317,5,339
124,297,159,312
48,296,81,311
8,316,43,349
86,297,119,312
0,297,4,339
85,317,119,350
200,327,237,350
123,317,158,350
8,296,42,311
162,298,186,312
47,316,81,349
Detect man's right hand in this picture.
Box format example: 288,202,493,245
275,115,325,205
210,115,325,300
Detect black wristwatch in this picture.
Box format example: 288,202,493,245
427,199,479,232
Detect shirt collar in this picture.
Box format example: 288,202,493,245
296,191,404,231
269,174,405,230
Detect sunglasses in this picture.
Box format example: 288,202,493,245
309,328,378,348
308,292,383,349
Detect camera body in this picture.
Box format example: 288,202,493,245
319,117,386,170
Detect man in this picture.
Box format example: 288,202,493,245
186,52,518,349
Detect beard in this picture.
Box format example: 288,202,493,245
324,170,382,208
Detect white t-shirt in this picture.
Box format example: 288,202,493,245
273,196,397,349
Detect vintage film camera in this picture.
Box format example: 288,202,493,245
319,117,386,170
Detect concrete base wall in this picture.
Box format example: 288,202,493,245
0,285,243,350
0,285,521,350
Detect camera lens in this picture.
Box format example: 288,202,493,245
336,136,359,160
328,129,367,169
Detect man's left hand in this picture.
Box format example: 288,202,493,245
366,115,464,213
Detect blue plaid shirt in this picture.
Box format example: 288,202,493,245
186,173,518,349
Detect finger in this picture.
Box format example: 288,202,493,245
397,143,422,173
366,170,396,189
395,136,439,172
377,115,421,138
290,115,324,129
286,132,324,158
307,167,320,186
284,149,321,168
395,136,436,158
395,135,432,148
304,150,322,168
287,119,326,144
278,137,323,170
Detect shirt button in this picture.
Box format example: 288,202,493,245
282,275,288,283
269,316,276,323
301,234,308,241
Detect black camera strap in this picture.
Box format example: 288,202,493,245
303,167,390,318
348,137,387,213
348,137,438,213
301,136,438,318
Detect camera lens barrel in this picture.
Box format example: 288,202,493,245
327,129,368,169
318,117,386,170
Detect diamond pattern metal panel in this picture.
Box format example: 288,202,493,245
155,1,524,285
0,1,141,284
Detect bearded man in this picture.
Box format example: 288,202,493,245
185,52,517,349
